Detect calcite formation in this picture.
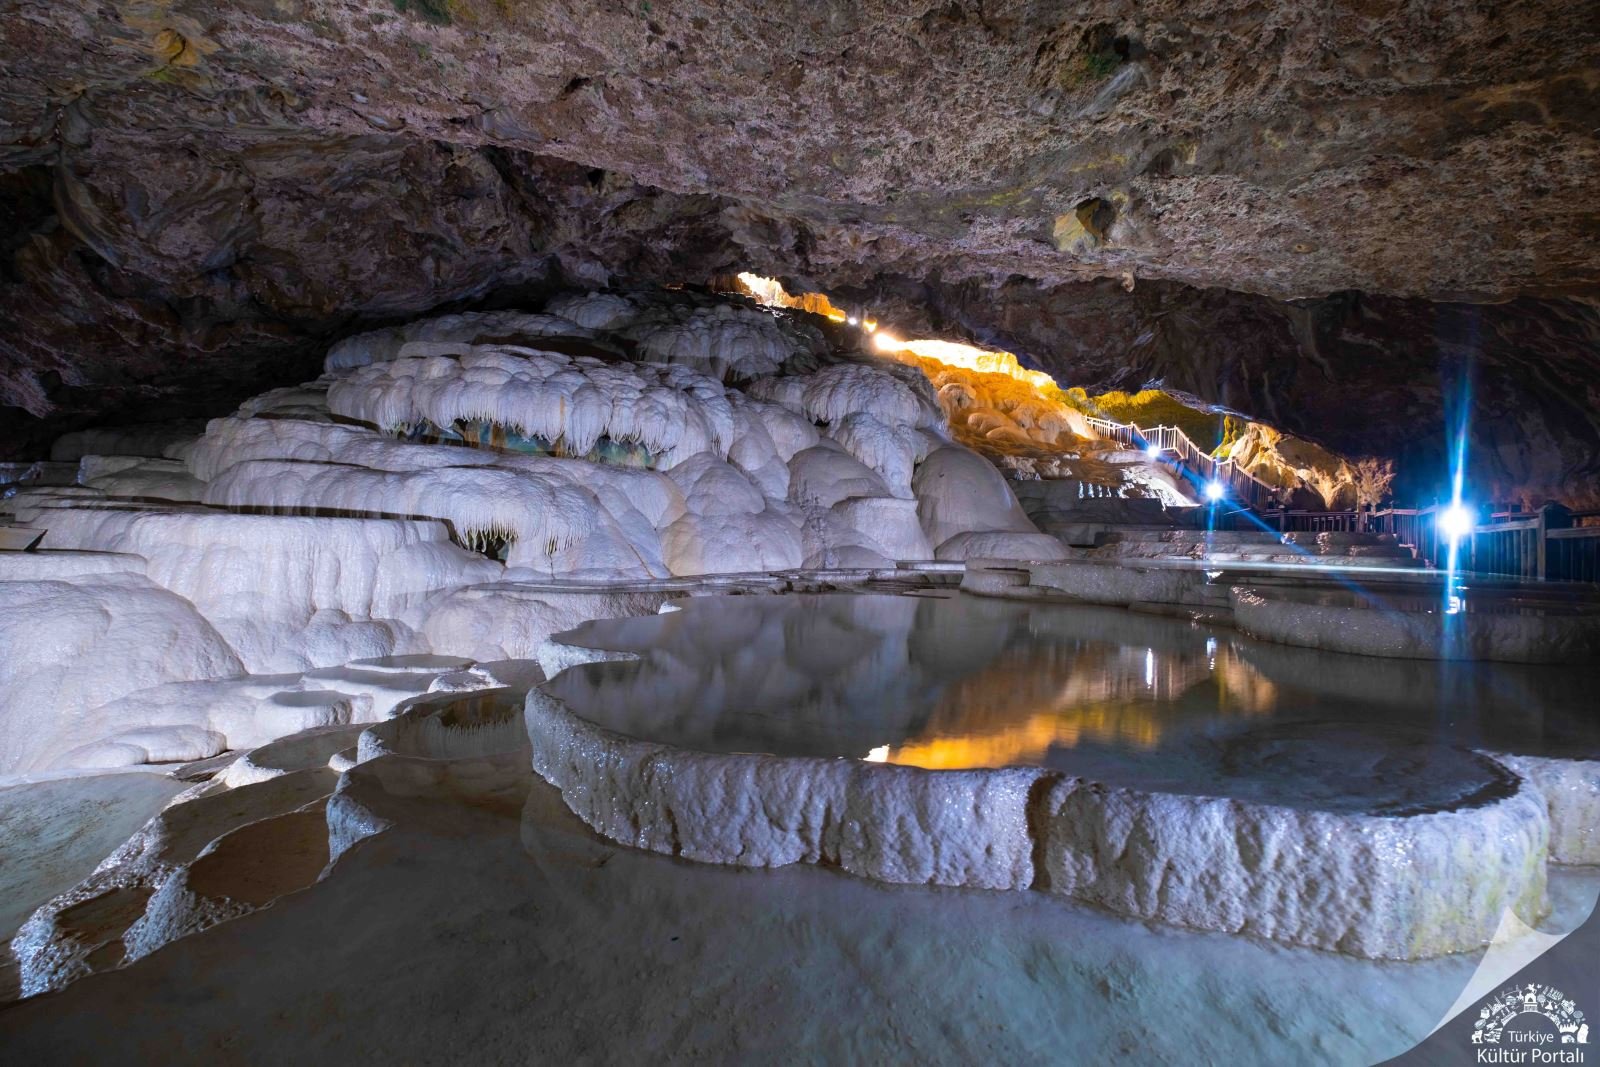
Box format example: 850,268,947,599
518,588,1599,962
1229,584,1600,664
526,639,1553,960
0,5,1595,1042
1,288,1068,772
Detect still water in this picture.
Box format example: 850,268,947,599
545,592,1597,815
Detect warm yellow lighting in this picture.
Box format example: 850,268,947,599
863,644,1278,771
871,331,900,351
734,271,785,304
730,272,848,321
893,339,1060,393
862,319,878,333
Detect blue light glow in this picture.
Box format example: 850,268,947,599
1204,480,1225,502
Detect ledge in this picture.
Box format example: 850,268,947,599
526,682,1551,960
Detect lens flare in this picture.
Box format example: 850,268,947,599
1204,480,1225,502
1438,502,1474,543
1145,442,1162,460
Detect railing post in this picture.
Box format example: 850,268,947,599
1537,506,1548,581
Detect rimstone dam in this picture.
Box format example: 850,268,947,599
0,2,1597,1063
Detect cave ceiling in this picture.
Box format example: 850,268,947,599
1,0,1597,501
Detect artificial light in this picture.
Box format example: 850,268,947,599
1438,502,1474,543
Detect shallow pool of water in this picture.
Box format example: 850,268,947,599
545,592,1598,815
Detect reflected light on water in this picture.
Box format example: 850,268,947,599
863,642,1279,771
551,593,1598,810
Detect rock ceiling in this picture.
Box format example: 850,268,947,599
2,1,1597,500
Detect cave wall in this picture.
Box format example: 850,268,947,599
2,0,1597,503
852,276,1600,506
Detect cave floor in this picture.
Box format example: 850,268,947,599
2,774,1594,1066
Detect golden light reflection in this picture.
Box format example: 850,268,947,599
728,272,1086,433
871,643,1278,771
731,272,1051,392
881,337,1062,394
732,272,849,322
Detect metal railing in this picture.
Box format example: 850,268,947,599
1264,504,1600,581
1080,414,1600,582
1084,417,1280,509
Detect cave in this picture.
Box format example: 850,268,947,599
1,3,1597,1063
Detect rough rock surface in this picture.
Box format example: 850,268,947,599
526,679,1552,959
2,2,1598,500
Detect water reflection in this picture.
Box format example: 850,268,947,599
545,592,1597,813
871,635,1277,770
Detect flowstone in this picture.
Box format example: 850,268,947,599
526,592,1575,960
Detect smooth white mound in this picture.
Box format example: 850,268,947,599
0,573,244,774
421,586,672,663
787,442,896,509
77,457,204,501
36,507,496,673
663,506,807,575
829,497,932,561
659,455,806,574
0,550,144,581
912,445,1053,553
